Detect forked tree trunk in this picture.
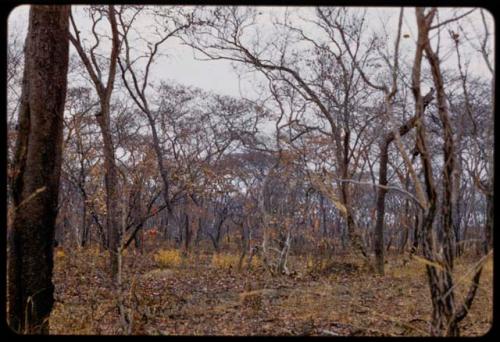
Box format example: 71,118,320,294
414,8,484,336
374,94,431,274
8,5,70,334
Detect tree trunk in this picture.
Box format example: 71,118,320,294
8,5,70,334
237,223,248,271
484,192,493,253
130,178,144,254
320,194,328,237
69,4,121,285
337,131,369,261
423,12,459,335
411,211,420,254
374,141,389,274
183,212,191,255
146,113,173,214
399,198,410,253
96,104,122,285
81,202,88,247
413,8,483,335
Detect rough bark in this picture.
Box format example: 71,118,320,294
8,5,70,334
413,8,484,336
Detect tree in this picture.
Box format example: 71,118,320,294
60,85,103,247
184,7,373,263
69,5,122,284
8,5,70,334
117,6,194,217
411,7,485,336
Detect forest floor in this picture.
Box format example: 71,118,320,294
50,242,492,336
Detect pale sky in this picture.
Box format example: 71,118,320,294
8,5,243,97
7,5,494,182
8,5,494,99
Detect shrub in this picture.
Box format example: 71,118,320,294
154,249,182,268
305,254,328,272
211,253,239,269
212,252,262,270
248,255,261,269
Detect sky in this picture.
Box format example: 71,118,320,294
7,5,494,180
8,5,243,97
8,5,494,100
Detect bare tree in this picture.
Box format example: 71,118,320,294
69,5,122,284
117,7,194,215
411,8,486,336
184,7,375,262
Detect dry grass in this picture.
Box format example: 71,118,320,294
49,247,493,336
211,253,240,269
211,252,261,270
153,249,183,269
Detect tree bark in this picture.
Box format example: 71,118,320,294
95,103,122,284
423,11,459,335
374,141,388,274
413,8,484,336
8,5,70,334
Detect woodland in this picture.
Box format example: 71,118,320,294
6,5,493,336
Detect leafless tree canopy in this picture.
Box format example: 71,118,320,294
7,5,493,336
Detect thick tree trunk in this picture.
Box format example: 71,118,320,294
8,5,70,334
423,13,459,335
412,8,484,336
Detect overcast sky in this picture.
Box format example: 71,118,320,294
7,5,494,176
8,5,494,99
8,5,243,96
